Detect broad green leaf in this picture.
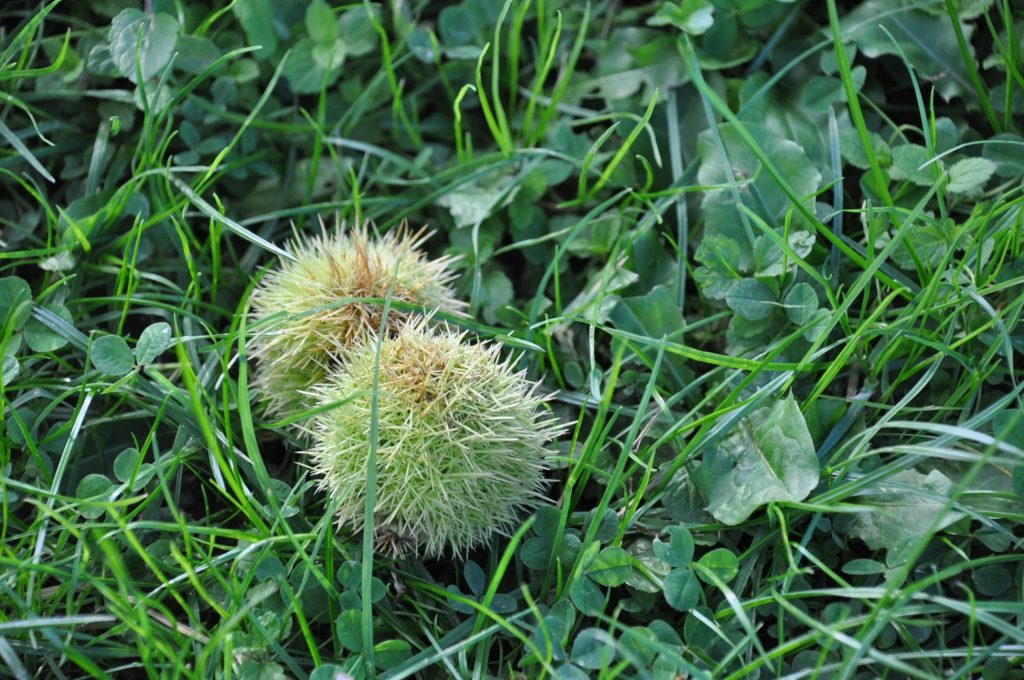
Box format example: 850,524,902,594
695,547,739,584
693,234,741,299
0,277,32,331
24,303,72,352
310,666,351,680
725,278,775,321
339,6,380,58
842,559,887,575
336,610,362,652
1,356,18,384
283,38,343,94
436,180,512,228
753,231,815,278
983,134,1024,178
652,525,694,567
175,35,220,74
648,0,715,35
850,468,964,566
697,122,820,269
587,546,633,587
108,9,179,84
783,283,818,325
694,395,819,525
842,0,975,100
76,473,113,519
237,660,286,680
374,639,411,670
946,157,996,194
609,284,692,390
91,335,135,376
569,574,607,617
802,308,831,342
233,0,277,59
135,322,172,365
114,447,155,491
572,628,617,669
625,539,672,593
306,0,338,44
889,144,934,186
481,269,514,325
663,567,701,611
439,6,480,47
464,560,486,596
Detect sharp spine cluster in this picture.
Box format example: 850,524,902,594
250,223,560,557
304,319,561,558
248,222,464,420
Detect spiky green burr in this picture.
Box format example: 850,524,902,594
304,320,561,557
248,225,463,420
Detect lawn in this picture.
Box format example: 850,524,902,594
1,0,1023,678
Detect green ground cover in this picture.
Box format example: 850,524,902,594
1,0,1023,677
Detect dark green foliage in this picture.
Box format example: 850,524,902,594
1,0,1023,678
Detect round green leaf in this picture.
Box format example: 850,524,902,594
652,525,694,568
696,548,739,585
108,9,180,84
947,157,997,194
802,308,832,342
335,610,362,652
783,283,818,325
439,6,478,47
310,665,351,680
726,279,776,321
76,473,113,519
91,335,135,375
663,566,702,611
587,546,632,587
0,276,32,331
842,558,887,575
114,447,142,482
464,559,486,596
135,322,172,365
305,0,338,44
374,639,411,669
571,627,617,670
569,575,606,617
974,565,1011,597
24,303,73,353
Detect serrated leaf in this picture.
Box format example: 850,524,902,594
850,468,964,566
889,144,934,186
947,157,996,194
694,395,819,525
725,279,775,321
697,122,820,270
91,335,135,376
135,322,172,364
108,9,179,84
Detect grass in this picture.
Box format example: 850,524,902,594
1,0,1023,678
